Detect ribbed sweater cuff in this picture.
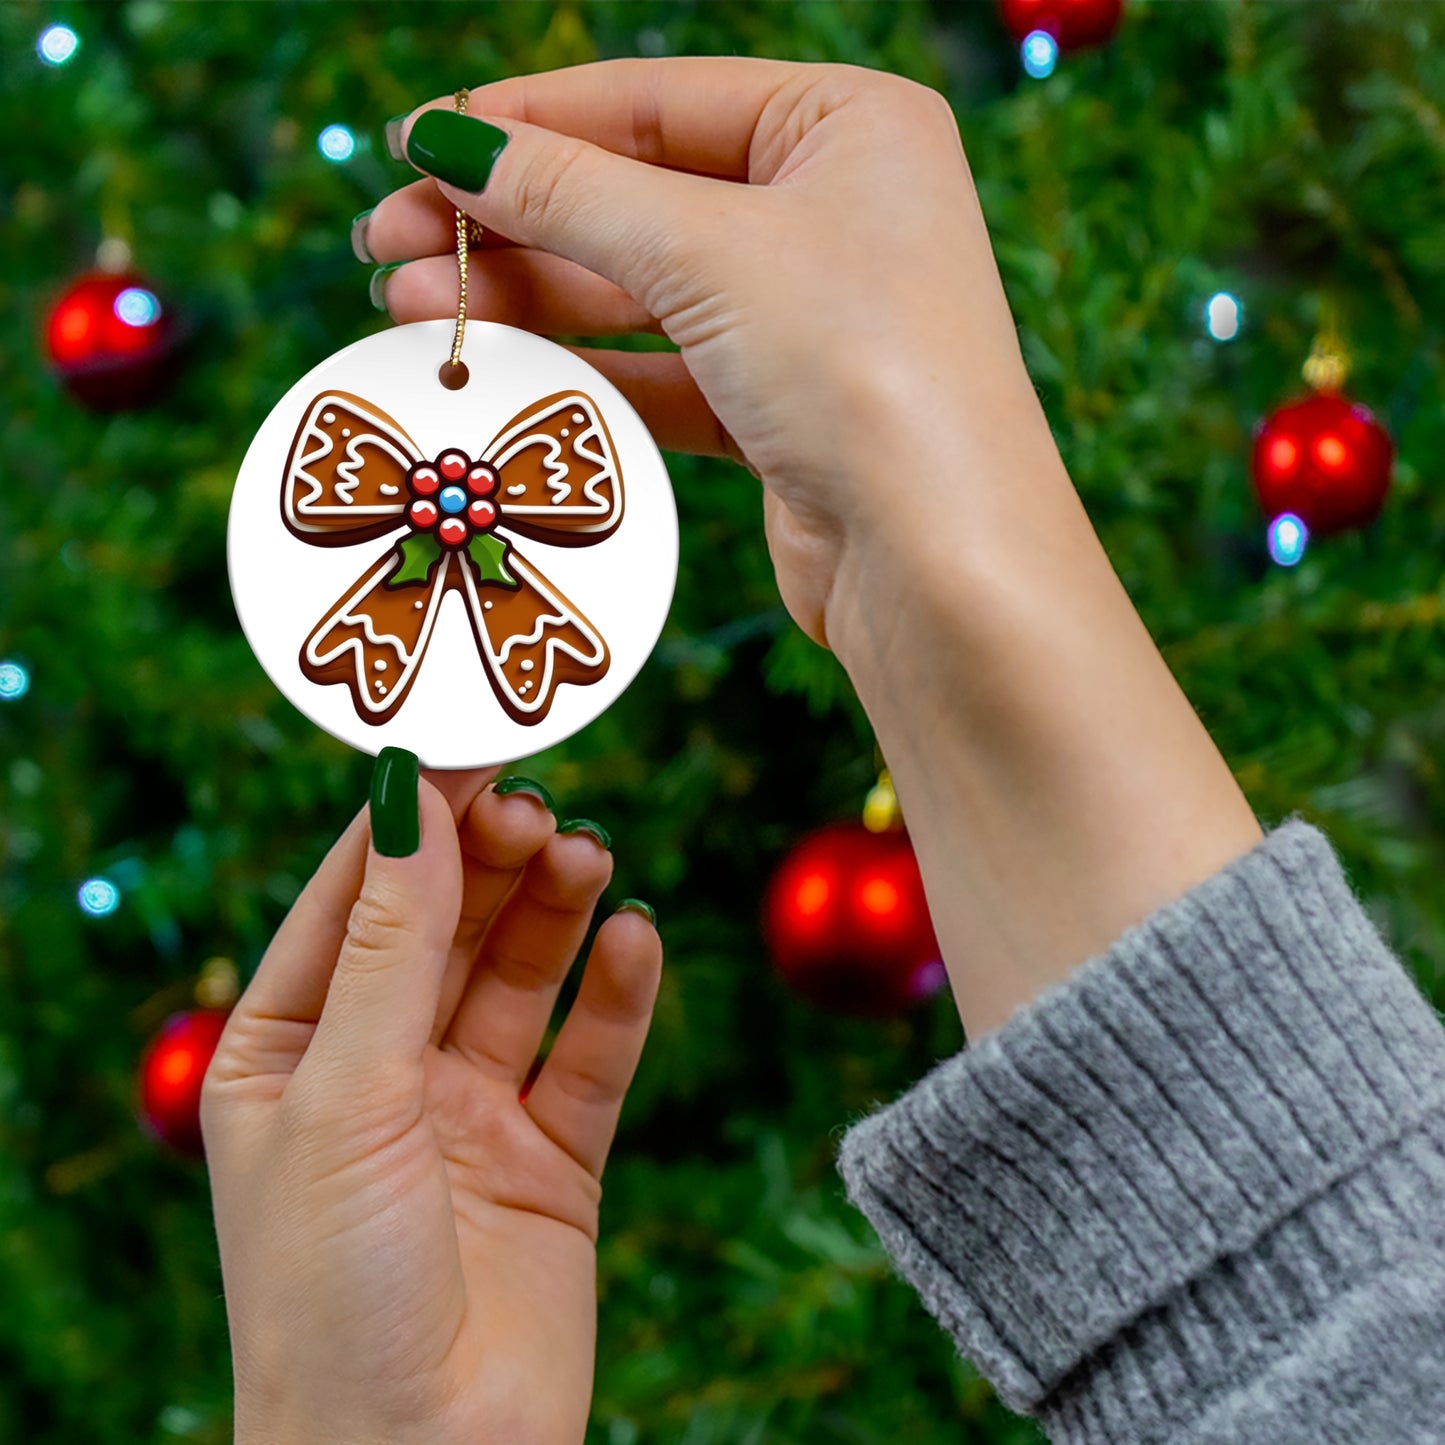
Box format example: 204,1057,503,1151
836,817,1445,1423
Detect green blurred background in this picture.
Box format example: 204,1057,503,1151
3,1,1445,1441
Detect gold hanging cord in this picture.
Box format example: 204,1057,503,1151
447,89,487,374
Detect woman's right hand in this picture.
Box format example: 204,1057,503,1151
363,57,1263,1042
361,57,1062,657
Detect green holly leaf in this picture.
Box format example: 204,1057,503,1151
466,532,518,589
386,532,442,588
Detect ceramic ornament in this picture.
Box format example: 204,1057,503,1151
228,319,678,768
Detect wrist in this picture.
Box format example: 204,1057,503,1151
824,425,1261,1038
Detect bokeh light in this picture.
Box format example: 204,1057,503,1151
114,287,161,328
0,660,29,701
37,24,79,66
1267,512,1309,567
1021,30,1059,79
78,877,121,917
317,124,356,162
1205,291,1242,341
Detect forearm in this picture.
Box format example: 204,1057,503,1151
827,387,1262,1039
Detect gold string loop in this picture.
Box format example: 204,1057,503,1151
441,88,483,388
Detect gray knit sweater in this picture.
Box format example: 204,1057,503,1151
836,817,1445,1443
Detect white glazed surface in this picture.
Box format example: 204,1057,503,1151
228,320,678,767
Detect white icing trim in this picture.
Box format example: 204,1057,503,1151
284,393,416,533
459,550,604,716
304,550,450,716
484,394,621,531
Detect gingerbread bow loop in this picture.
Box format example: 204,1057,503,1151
281,390,622,726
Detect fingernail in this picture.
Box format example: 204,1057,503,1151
370,747,420,857
493,775,555,811
369,261,405,311
384,114,409,162
405,110,510,192
617,898,656,926
558,818,612,851
350,208,375,263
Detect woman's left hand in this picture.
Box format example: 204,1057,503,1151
202,764,662,1445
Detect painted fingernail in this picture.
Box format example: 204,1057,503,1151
350,208,375,263
384,113,409,162
558,818,612,851
617,898,656,926
405,110,510,192
493,775,555,811
369,261,405,311
370,747,420,857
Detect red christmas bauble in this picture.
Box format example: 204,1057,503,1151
44,270,180,410
763,823,945,1017
137,1008,230,1156
1251,392,1393,537
998,0,1124,49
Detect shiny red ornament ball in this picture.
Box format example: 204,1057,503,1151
44,270,180,410
438,450,470,482
467,463,499,497
1251,392,1393,537
763,823,945,1017
998,0,1124,49
137,1008,230,1156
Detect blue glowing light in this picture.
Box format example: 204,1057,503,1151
0,661,29,700
37,24,79,66
1021,30,1059,79
114,287,161,328
318,124,357,162
1205,291,1242,342
78,877,121,917
438,485,468,515
1267,512,1309,567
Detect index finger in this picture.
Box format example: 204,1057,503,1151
407,55,808,181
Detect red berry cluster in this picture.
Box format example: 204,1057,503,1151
405,450,501,548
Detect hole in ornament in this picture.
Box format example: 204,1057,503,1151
438,360,469,390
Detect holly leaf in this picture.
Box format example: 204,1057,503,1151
386,532,442,588
465,532,518,589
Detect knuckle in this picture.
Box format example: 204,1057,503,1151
339,892,411,971
512,136,591,232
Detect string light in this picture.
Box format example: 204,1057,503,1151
114,287,161,328
317,124,356,162
1267,512,1308,567
1205,291,1242,341
37,24,79,66
78,877,121,917
0,661,29,701
1021,30,1059,79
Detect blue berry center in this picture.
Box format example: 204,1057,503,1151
438,485,468,515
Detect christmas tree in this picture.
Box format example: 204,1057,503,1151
3,3,1444,1441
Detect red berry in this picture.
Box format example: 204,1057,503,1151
438,517,468,548
408,499,438,529
467,463,499,497
409,465,440,497
467,499,498,530
438,451,469,483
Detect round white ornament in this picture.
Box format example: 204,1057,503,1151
228,320,678,768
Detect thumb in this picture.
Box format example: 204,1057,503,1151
398,107,731,316
302,749,463,1088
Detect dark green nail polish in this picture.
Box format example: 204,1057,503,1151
350,208,375,264
384,114,408,162
370,747,420,857
405,110,510,192
494,775,555,811
617,898,656,926
558,818,612,851
369,261,404,311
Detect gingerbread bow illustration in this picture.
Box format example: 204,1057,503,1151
281,390,621,726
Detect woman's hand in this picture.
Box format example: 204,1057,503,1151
362,56,1042,653
202,763,661,1445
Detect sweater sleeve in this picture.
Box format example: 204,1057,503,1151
835,817,1445,1444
